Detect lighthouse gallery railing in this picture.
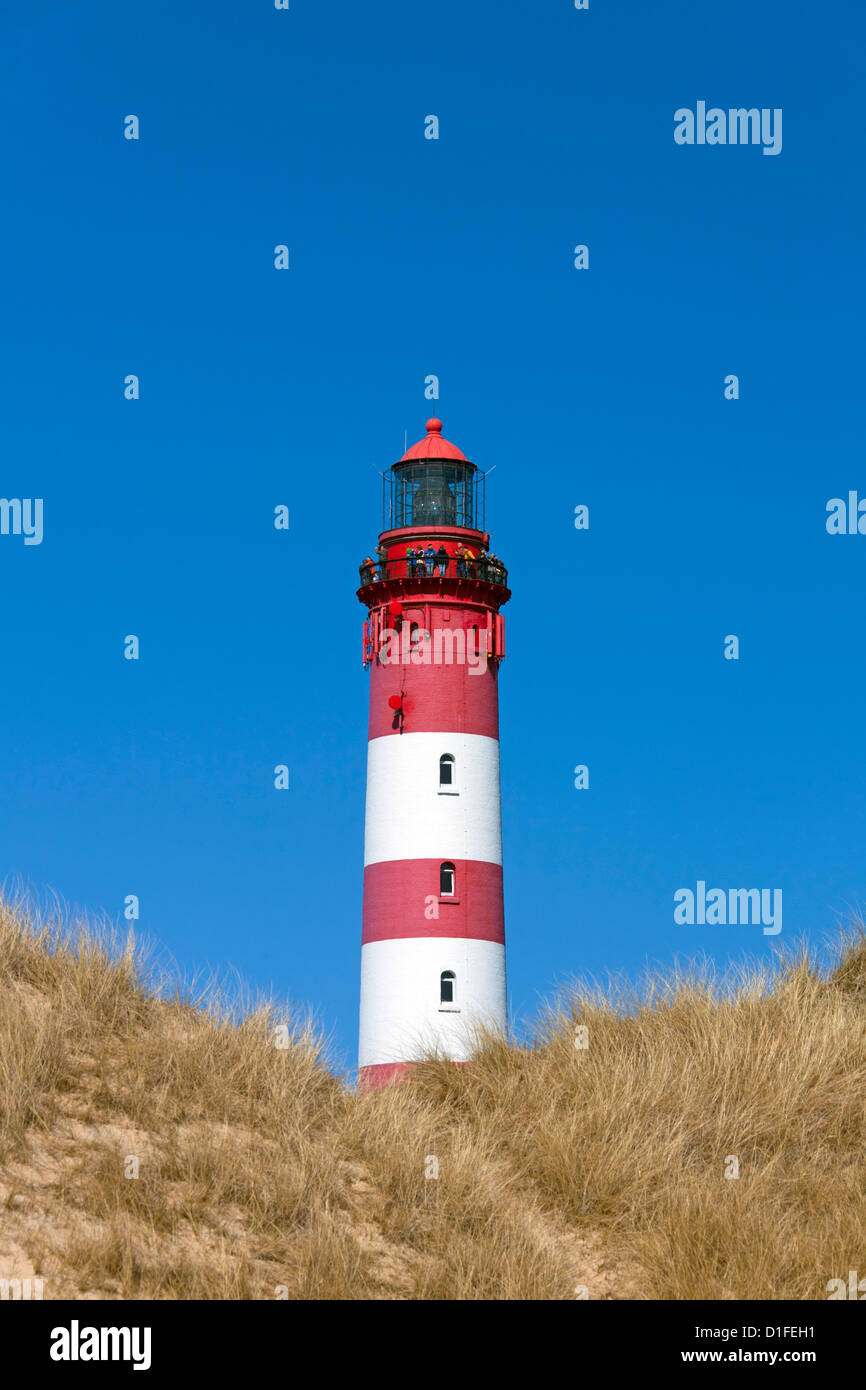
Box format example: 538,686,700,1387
358,556,508,588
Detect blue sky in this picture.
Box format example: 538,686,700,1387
1,1,864,1072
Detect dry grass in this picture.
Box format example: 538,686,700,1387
0,893,863,1300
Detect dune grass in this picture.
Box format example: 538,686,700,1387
0,894,862,1299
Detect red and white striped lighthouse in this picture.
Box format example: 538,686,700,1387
357,418,511,1088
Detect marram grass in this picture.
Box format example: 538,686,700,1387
0,894,863,1300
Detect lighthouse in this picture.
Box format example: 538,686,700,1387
357,418,510,1088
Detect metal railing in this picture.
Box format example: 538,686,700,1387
359,555,508,588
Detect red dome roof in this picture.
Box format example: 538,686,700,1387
399,418,469,462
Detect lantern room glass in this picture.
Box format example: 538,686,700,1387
385,461,484,532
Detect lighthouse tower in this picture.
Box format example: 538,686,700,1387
357,418,510,1088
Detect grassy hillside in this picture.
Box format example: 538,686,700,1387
1,894,863,1300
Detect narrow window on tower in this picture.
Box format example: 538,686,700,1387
439,753,456,792
440,970,456,1006
440,861,455,896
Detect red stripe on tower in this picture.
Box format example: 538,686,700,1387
356,420,511,1088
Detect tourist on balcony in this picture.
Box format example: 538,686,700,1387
424,543,437,576
437,544,448,576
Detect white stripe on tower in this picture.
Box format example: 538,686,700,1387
359,938,506,1069
364,732,502,867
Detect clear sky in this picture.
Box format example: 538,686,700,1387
2,1,864,1073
